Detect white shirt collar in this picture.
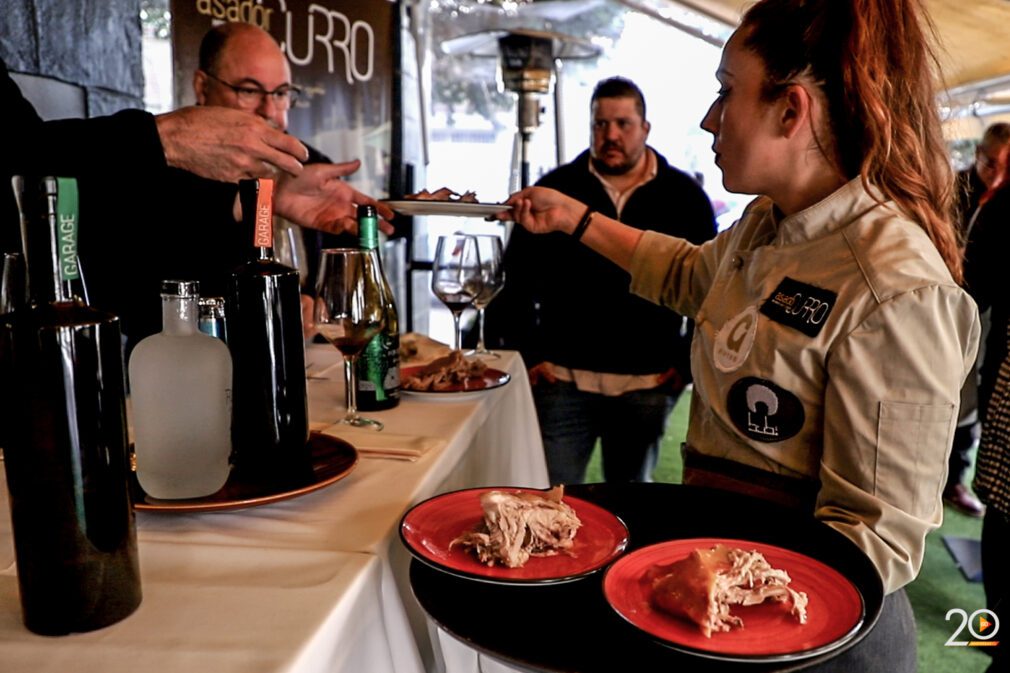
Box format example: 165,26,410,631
588,148,658,218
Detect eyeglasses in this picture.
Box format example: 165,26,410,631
205,71,301,108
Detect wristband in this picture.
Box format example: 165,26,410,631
572,207,594,241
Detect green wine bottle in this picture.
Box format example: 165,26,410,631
354,205,400,410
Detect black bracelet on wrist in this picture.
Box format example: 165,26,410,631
572,207,594,241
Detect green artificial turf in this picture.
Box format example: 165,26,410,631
585,388,993,672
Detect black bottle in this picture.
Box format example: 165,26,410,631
227,178,311,485
4,176,141,635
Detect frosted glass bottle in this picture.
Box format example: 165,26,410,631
129,280,232,499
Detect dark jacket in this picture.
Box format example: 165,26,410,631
2,57,166,257
484,148,716,379
955,166,986,235
965,184,1010,416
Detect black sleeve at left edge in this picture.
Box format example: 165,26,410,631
29,109,167,179
3,54,167,252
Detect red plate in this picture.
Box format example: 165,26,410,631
400,365,510,397
603,538,864,662
400,487,629,584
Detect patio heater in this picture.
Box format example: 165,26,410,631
442,28,599,190
495,29,600,188
498,32,554,189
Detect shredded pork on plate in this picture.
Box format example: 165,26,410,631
402,350,487,391
450,486,582,568
405,187,479,202
646,544,809,637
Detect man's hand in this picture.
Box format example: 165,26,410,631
273,160,395,235
156,106,308,182
527,362,557,386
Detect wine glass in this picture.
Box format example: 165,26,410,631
467,235,505,358
314,249,387,430
431,234,483,351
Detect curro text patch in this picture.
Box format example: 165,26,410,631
759,277,836,337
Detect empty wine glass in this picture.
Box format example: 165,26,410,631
431,234,483,351
314,249,387,430
467,235,505,358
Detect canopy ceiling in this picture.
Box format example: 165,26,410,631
671,0,1010,97
432,1,1010,119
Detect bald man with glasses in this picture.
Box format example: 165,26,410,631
194,23,301,133
82,22,390,349
192,23,360,309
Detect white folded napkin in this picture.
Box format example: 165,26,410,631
319,424,444,461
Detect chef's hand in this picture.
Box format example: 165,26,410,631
495,186,587,236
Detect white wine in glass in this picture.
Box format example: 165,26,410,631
314,248,387,430
431,234,483,351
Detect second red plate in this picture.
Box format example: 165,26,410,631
603,538,864,662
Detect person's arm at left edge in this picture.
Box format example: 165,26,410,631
5,79,306,185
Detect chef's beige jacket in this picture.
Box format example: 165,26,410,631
629,178,980,593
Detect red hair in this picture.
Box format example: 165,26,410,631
742,0,962,283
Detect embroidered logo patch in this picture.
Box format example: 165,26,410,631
759,277,836,337
714,305,759,373
727,377,805,443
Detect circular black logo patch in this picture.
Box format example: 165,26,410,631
727,377,805,443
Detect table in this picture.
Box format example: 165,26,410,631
411,483,885,673
0,345,549,673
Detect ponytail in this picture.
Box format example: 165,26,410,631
742,0,962,283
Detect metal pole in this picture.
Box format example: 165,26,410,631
520,131,531,189
553,58,564,167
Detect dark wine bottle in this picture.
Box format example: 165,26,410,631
0,247,25,452
354,205,400,411
3,176,141,635
227,179,311,485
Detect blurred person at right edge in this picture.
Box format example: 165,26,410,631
485,76,716,485
496,1,979,669
964,141,1010,673
946,122,1010,517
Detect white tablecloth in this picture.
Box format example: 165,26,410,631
0,346,548,673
